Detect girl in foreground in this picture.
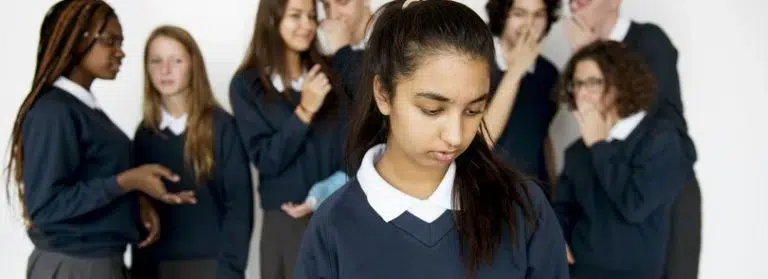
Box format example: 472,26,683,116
293,1,568,278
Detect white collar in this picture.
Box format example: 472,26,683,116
608,17,632,41
356,144,455,223
493,37,536,74
351,17,374,51
270,71,306,92
607,110,646,141
53,77,100,110
159,108,188,135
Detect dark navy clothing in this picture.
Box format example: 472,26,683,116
229,54,357,211
294,180,569,279
22,86,138,257
553,114,694,278
623,21,697,164
490,57,559,189
132,108,254,279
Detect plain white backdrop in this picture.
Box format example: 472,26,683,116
0,0,766,278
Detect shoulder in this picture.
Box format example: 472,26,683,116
25,87,77,126
630,21,676,54
229,68,267,99
535,56,559,78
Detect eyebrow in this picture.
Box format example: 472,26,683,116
415,92,489,104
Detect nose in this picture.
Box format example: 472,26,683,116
440,113,462,148
161,61,171,74
114,47,125,59
301,15,317,31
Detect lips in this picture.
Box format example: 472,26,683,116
431,151,457,163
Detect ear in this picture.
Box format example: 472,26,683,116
373,75,391,116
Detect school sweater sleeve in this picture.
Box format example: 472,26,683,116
229,73,310,176
21,101,125,226
588,125,686,224
551,169,580,242
215,118,255,279
294,209,339,279
525,183,570,278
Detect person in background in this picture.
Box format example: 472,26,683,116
130,25,253,279
553,40,692,279
565,0,701,277
294,1,568,278
229,0,355,278
483,0,562,197
8,1,194,278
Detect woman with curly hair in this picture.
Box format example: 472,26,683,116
552,40,694,279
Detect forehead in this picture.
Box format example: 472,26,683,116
285,0,314,11
398,53,489,103
511,0,547,10
574,59,603,77
149,36,186,54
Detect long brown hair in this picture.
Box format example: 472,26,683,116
6,0,117,218
345,1,535,277
142,26,219,184
236,0,343,122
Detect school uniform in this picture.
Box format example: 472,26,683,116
130,108,254,279
553,111,695,279
490,50,559,194
23,77,137,279
611,18,702,278
293,144,569,279
229,59,354,279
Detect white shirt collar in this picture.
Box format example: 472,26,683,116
270,71,306,92
53,77,100,110
607,110,646,141
356,144,455,223
493,37,536,74
159,108,188,135
608,17,632,41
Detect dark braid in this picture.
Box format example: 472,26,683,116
5,0,116,225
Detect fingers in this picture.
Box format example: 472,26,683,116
138,220,159,248
307,64,322,80
147,164,179,182
160,191,197,205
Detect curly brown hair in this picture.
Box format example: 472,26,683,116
557,40,656,118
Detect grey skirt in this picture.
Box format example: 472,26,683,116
27,249,126,279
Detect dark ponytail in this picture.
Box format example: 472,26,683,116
6,0,116,222
344,1,535,277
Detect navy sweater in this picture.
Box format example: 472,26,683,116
553,114,695,278
624,21,698,165
490,57,559,189
132,108,253,279
229,50,357,210
294,180,569,279
22,87,138,257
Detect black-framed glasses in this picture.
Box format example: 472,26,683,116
567,77,604,94
84,31,123,48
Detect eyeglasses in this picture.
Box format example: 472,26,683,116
84,31,123,48
567,77,604,94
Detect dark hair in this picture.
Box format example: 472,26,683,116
558,40,656,117
486,0,561,38
237,0,343,123
344,1,534,277
6,0,117,220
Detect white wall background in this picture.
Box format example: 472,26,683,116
0,0,765,278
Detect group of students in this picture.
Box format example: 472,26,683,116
9,0,701,278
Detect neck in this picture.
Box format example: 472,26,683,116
67,67,95,91
375,142,448,200
598,12,620,39
285,50,303,80
161,90,189,117
352,13,373,45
